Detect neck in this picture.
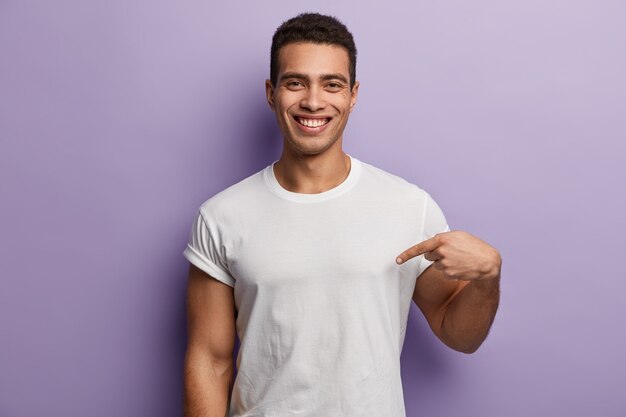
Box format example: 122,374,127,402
273,148,351,194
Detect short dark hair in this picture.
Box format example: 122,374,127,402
270,12,357,89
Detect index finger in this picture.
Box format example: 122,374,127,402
395,235,441,264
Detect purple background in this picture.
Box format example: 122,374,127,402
1,1,625,416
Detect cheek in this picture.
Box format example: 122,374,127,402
330,96,352,111
277,92,301,109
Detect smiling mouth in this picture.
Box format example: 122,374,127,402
295,116,331,128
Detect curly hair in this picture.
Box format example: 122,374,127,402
270,12,357,89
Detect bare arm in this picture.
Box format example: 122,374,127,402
184,263,236,417
412,262,500,353
397,230,502,353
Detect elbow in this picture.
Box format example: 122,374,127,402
447,341,482,354
439,318,484,354
442,335,484,354
457,344,480,354
185,345,234,377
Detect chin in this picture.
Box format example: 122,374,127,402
288,139,336,155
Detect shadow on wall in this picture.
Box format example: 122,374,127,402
160,259,192,416
242,98,282,168
229,77,282,174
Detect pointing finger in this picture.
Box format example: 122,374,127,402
395,235,441,264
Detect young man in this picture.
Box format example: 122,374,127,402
183,13,501,417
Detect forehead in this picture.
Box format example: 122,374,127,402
277,42,350,78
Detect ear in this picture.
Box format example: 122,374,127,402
349,80,360,113
265,79,275,110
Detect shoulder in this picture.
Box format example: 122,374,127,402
198,167,266,222
357,158,430,204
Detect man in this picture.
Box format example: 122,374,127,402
183,12,501,417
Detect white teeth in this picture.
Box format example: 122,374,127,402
297,117,329,128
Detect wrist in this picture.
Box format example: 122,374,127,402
479,248,502,281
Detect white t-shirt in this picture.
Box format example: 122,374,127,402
183,154,450,417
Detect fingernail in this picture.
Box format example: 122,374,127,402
396,257,403,264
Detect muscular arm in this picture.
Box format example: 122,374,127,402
184,263,236,417
412,259,501,354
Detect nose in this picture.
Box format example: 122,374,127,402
300,86,325,112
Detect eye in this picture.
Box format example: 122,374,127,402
286,80,304,89
326,82,343,91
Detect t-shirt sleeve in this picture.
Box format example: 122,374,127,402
182,209,236,287
416,190,451,278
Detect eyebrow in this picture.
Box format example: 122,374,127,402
280,72,349,84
